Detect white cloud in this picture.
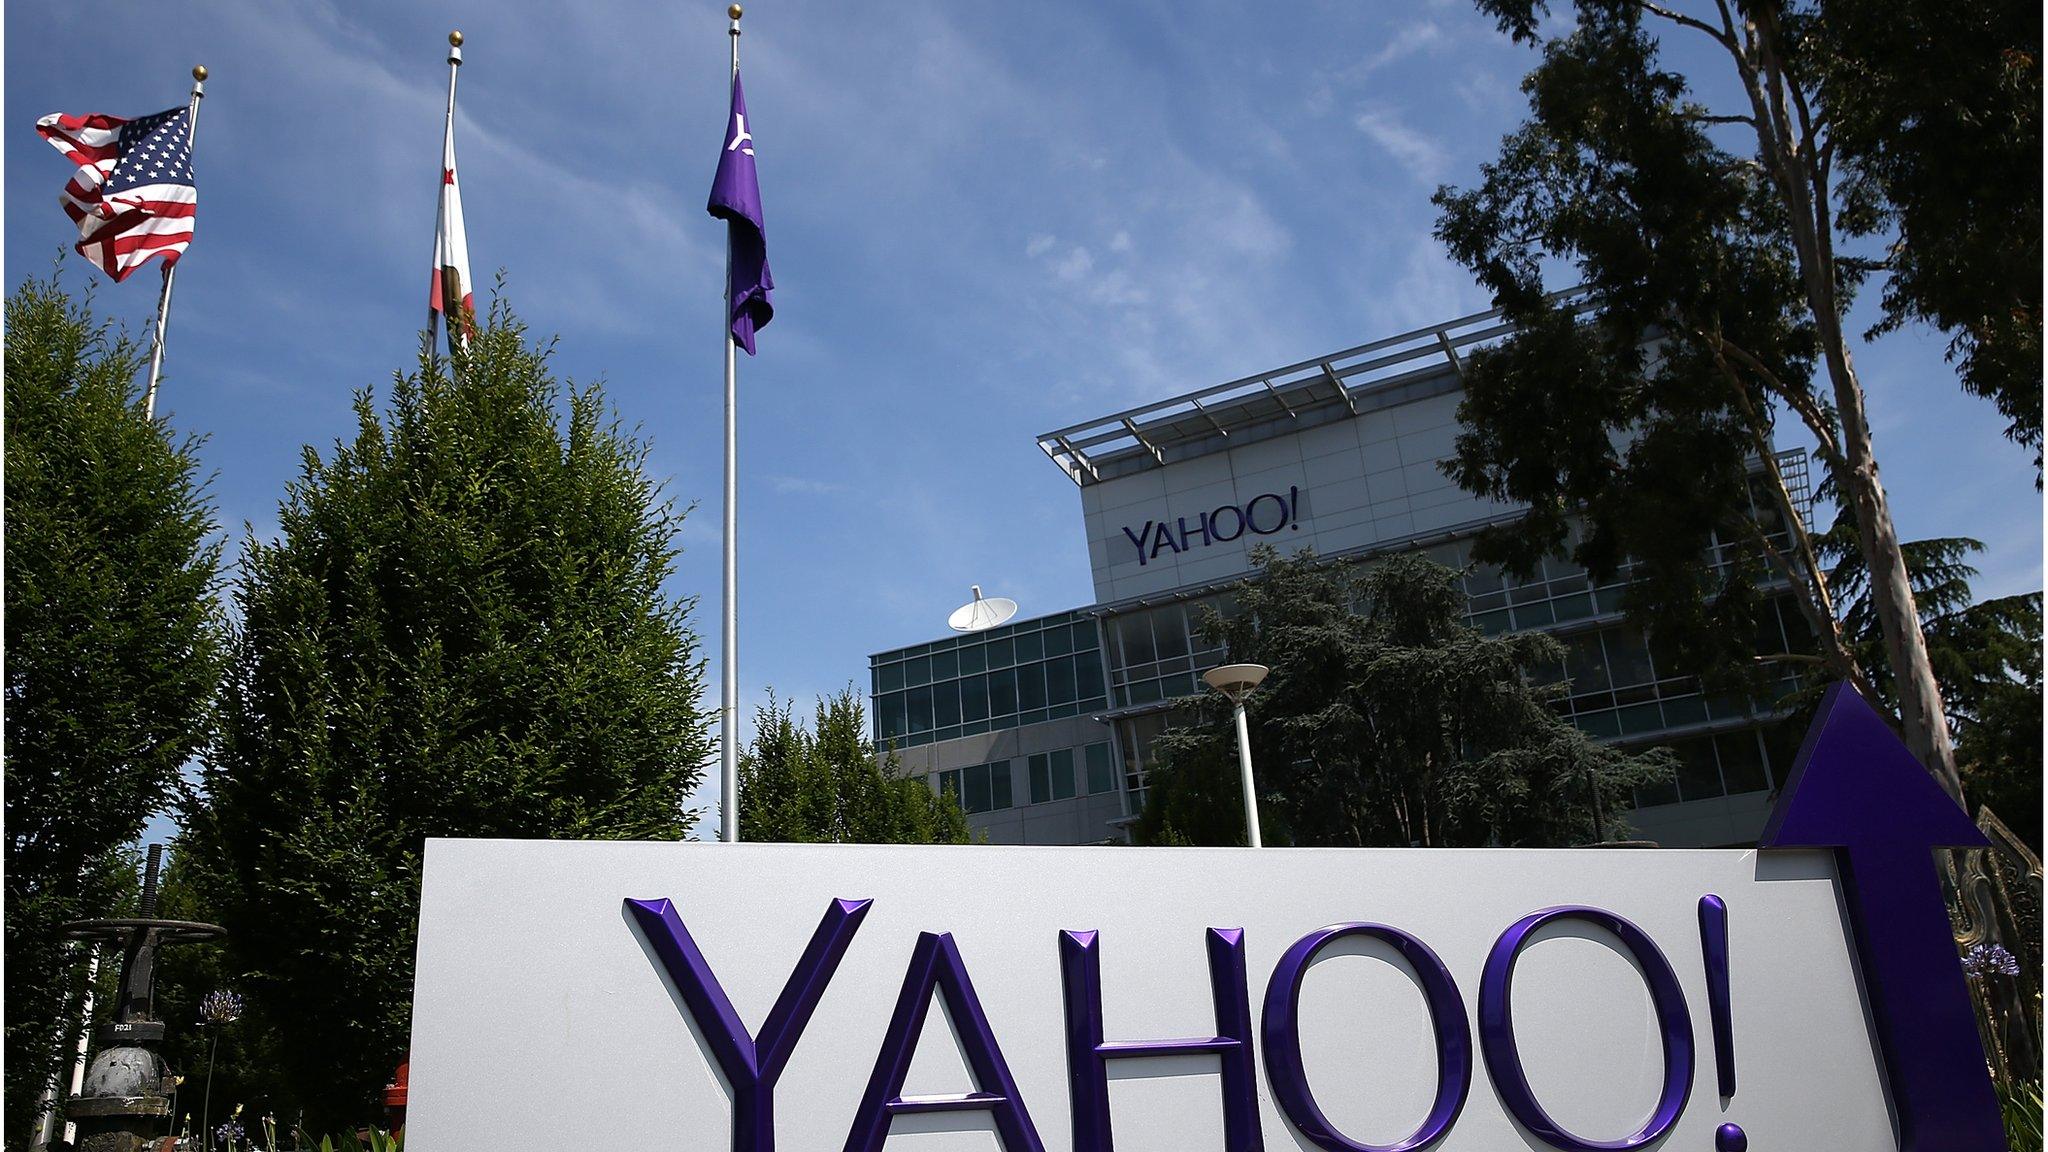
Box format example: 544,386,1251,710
768,474,849,496
1455,69,1522,115
1087,271,1149,308
1368,238,1488,335
1353,106,1452,184
1108,231,1133,253
1025,233,1059,258
1360,22,1446,73
1052,246,1094,281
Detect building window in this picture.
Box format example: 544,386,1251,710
877,692,907,742
1047,656,1078,706
1632,725,1785,810
1714,730,1769,794
958,765,984,811
960,674,989,723
1046,624,1073,656
1048,748,1076,801
906,685,933,736
1018,661,1048,711
1022,743,1116,806
988,667,1017,718
1085,742,1114,795
937,760,1017,815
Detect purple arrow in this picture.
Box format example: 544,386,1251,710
1759,683,2002,1152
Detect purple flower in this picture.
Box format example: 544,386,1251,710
199,989,243,1025
1962,942,2021,979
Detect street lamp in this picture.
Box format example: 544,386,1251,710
1202,663,1270,848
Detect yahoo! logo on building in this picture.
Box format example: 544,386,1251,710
1121,486,1302,566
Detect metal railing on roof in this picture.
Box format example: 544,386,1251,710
1035,287,1594,486
1774,447,1815,531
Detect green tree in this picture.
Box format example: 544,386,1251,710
738,689,974,844
1430,0,2036,800
1807,518,2042,848
1939,592,2042,851
1817,0,2041,466
4,276,226,1148
180,303,710,1129
1135,549,1674,848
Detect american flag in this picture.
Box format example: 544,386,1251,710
36,107,197,282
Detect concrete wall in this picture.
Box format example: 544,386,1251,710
969,791,1127,846
1626,790,1776,848
889,714,1130,845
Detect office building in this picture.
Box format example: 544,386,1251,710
869,298,1811,847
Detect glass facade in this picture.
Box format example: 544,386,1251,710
871,610,1107,750
1098,533,1814,812
1106,595,1233,709
1527,602,1809,741
1632,720,1805,809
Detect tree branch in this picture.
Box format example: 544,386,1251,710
1787,64,1821,161
1692,325,1863,689
1684,112,1760,127
1710,335,1848,472
1633,0,1738,47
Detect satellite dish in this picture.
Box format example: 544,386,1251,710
948,585,1018,633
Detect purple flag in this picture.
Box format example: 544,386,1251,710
708,71,773,355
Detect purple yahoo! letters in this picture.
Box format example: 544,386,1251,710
1758,682,2003,1152
624,896,871,1152
1262,923,1471,1152
1058,928,1263,1152
843,931,1046,1152
1478,906,1693,1152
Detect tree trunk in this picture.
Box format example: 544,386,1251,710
1728,12,1966,801
1829,367,1964,800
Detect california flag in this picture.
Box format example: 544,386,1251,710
430,108,474,352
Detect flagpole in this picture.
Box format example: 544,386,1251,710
431,31,463,356
720,3,743,843
142,66,205,420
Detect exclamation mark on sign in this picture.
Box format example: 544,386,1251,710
1699,894,1746,1151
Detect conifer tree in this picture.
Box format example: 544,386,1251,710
738,689,973,844
1136,549,1673,848
4,276,226,1148
181,303,709,1127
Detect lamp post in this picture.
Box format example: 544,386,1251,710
1202,664,1270,848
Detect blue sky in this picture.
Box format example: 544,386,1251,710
8,0,2038,838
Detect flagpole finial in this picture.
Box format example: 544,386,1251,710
449,30,463,47
192,66,207,82
728,5,743,21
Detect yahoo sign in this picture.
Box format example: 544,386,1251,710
406,687,2002,1152
1121,486,1302,566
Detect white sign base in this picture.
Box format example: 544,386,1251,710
406,839,1894,1151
